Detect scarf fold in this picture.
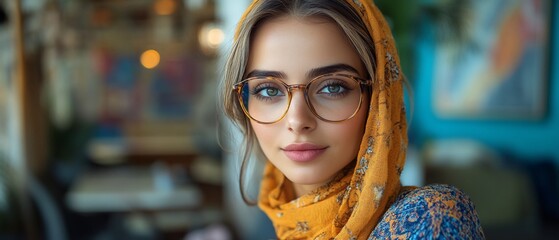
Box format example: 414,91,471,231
240,0,409,239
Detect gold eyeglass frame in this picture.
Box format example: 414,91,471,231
232,73,372,124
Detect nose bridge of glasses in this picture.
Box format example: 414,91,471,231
287,83,308,92
286,83,310,102
285,83,312,114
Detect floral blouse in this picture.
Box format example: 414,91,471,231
369,184,485,239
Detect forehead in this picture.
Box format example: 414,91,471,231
246,16,365,79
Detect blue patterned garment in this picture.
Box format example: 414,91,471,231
369,184,485,239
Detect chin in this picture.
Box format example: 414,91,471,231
286,172,329,186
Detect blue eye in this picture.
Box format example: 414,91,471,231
320,84,344,94
250,82,286,101
259,87,281,97
318,82,349,95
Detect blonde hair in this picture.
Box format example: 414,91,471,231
220,0,377,205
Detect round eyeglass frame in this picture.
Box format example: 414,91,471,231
232,73,372,124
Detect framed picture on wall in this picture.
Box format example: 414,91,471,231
433,0,550,119
94,46,202,122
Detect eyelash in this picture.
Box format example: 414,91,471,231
250,83,283,101
317,80,353,97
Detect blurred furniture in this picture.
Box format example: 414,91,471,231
66,166,202,213
65,153,224,239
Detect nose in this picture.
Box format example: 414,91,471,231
285,91,317,133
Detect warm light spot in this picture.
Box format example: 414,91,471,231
198,23,224,55
207,28,225,47
154,0,176,16
141,50,160,69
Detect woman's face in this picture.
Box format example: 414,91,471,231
246,16,369,196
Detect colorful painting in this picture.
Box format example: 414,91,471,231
94,47,201,122
434,0,549,119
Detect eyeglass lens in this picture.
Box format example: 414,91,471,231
239,74,363,123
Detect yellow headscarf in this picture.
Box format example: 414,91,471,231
238,0,409,239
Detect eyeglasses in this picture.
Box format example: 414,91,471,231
233,73,371,124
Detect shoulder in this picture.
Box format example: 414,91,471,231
369,184,485,240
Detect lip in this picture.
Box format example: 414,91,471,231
281,143,328,162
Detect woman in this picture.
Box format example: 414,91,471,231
221,0,485,239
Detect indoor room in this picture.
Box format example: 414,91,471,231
0,0,558,239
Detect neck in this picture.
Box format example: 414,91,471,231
292,182,322,198
291,162,357,198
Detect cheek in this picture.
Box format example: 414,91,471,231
336,120,365,150
251,122,276,149
340,104,368,150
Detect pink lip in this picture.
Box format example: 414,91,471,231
281,143,328,162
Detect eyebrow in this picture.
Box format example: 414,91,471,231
244,70,287,79
245,63,360,80
307,64,360,79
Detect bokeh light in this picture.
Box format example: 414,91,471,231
140,49,160,69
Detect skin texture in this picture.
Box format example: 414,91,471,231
246,16,369,197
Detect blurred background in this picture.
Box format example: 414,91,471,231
0,0,557,239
